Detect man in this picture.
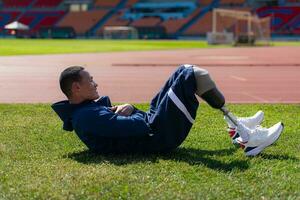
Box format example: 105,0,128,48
52,65,283,156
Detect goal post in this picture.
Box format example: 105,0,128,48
103,26,138,39
207,8,271,45
252,16,271,45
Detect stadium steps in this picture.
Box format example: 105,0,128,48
89,0,128,36
174,0,220,38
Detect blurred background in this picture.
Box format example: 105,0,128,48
0,0,299,43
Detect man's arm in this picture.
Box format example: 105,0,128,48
78,108,151,138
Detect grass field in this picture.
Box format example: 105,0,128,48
0,39,218,56
0,103,299,199
0,39,299,199
0,39,300,56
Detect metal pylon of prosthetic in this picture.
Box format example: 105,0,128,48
220,106,239,126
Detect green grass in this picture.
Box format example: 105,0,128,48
270,41,300,47
0,39,300,56
0,103,299,199
0,39,216,56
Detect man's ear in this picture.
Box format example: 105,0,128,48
71,82,81,95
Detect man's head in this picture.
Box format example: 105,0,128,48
59,66,99,103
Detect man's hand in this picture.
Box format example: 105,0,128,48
110,104,134,116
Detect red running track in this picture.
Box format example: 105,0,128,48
0,46,299,103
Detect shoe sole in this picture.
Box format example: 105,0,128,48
245,123,284,156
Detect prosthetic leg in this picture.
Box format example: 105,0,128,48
201,87,250,142
193,66,251,142
192,66,284,156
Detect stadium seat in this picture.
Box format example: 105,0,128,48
2,0,33,7
286,0,300,3
161,7,201,34
33,0,63,8
130,17,161,27
256,6,300,34
220,0,245,5
184,11,213,35
57,10,108,35
125,0,140,8
94,0,121,8
198,0,213,6
100,11,130,27
18,11,66,30
96,11,131,36
0,11,21,30
2,0,300,37
161,18,191,34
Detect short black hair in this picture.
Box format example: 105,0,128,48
59,66,84,98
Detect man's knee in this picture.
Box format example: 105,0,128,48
192,66,216,96
192,66,225,109
193,66,209,76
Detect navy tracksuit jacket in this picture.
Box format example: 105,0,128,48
52,65,199,153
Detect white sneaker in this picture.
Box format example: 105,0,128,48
225,110,264,129
233,122,284,156
226,111,264,142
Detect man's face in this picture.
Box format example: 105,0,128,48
76,70,99,101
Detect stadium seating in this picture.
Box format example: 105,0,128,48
161,18,191,35
198,0,214,6
219,0,245,5
0,11,21,30
257,6,300,34
1,0,300,37
1,0,65,33
183,11,212,35
286,0,300,3
124,1,197,20
18,11,66,30
130,17,161,26
93,0,140,35
161,7,201,34
125,0,140,8
2,0,33,7
37,13,65,29
102,10,130,26
33,0,63,8
94,0,121,8
57,10,108,35
96,10,130,35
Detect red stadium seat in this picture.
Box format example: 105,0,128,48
257,6,300,34
18,11,66,30
33,0,63,8
220,0,245,5
0,11,21,30
2,0,33,7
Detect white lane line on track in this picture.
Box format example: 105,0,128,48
242,92,270,103
230,75,247,82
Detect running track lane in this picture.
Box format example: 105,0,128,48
0,47,299,103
